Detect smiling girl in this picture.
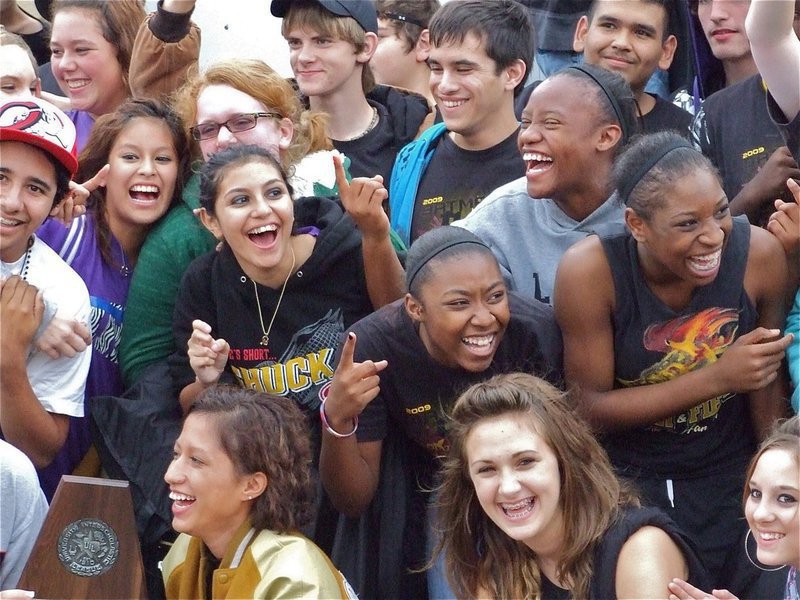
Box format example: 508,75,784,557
436,372,709,598
554,131,791,593
669,416,800,600
318,225,562,596
162,385,355,598
36,98,188,497
48,0,146,150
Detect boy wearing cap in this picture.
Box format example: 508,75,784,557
387,0,531,246
272,0,432,190
0,98,91,489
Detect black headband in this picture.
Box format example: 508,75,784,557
617,139,695,204
566,65,629,144
407,239,491,291
382,11,426,28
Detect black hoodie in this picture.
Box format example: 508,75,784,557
170,196,373,421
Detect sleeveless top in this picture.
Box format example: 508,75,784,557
541,506,710,599
600,216,757,478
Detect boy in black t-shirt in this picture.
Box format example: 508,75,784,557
573,0,692,136
388,0,532,246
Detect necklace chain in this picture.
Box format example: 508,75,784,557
340,107,378,142
253,244,296,347
19,236,33,281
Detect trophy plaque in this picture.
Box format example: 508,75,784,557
19,475,147,599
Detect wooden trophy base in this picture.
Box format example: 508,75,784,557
19,475,148,599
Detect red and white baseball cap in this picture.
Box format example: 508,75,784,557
0,98,78,176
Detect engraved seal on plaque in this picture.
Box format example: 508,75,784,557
57,518,120,577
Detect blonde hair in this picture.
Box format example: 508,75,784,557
172,58,331,167
280,1,376,94
437,373,639,598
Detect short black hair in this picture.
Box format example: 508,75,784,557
405,226,496,296
47,154,71,209
587,0,672,40
613,131,720,219
552,64,639,153
428,0,533,96
199,145,293,214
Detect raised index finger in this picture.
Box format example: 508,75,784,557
82,163,110,193
338,331,358,369
333,154,349,195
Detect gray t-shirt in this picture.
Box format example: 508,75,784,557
454,177,624,305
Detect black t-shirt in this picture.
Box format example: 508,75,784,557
642,94,692,137
410,130,524,242
333,102,398,189
345,293,562,481
693,75,797,218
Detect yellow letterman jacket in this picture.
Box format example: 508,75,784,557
162,519,356,599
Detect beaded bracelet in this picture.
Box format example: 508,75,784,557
319,397,358,438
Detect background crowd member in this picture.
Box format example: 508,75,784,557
319,226,561,598
690,0,800,226
371,0,440,111
0,97,91,483
0,440,48,591
669,416,800,600
388,0,531,247
0,0,50,65
0,29,41,100
437,372,709,598
48,0,147,151
36,98,187,498
456,64,636,305
746,0,800,416
555,132,791,596
573,0,692,135
162,386,355,598
273,0,432,189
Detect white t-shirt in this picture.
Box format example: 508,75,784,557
1,235,91,417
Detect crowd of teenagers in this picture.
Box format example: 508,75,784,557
0,0,798,598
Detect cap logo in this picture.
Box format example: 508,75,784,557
0,100,72,153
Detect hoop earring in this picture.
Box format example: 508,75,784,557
744,529,785,572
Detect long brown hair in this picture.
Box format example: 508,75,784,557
51,0,146,96
743,416,800,507
172,58,331,168
436,372,638,598
76,98,189,267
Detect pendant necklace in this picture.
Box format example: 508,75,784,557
253,244,296,347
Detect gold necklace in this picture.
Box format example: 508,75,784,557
253,244,296,347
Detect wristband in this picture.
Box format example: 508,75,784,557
319,397,358,438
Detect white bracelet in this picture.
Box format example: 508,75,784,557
319,397,358,438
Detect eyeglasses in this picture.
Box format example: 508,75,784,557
190,112,282,141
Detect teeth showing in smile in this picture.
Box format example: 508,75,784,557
0,217,21,226
248,224,277,235
522,153,553,163
687,249,721,273
462,334,494,347
501,497,535,520
759,532,785,541
169,492,196,502
442,100,466,108
66,79,90,89
130,185,160,194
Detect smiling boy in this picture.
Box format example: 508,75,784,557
271,0,431,190
388,0,532,246
0,97,91,493
573,0,692,135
